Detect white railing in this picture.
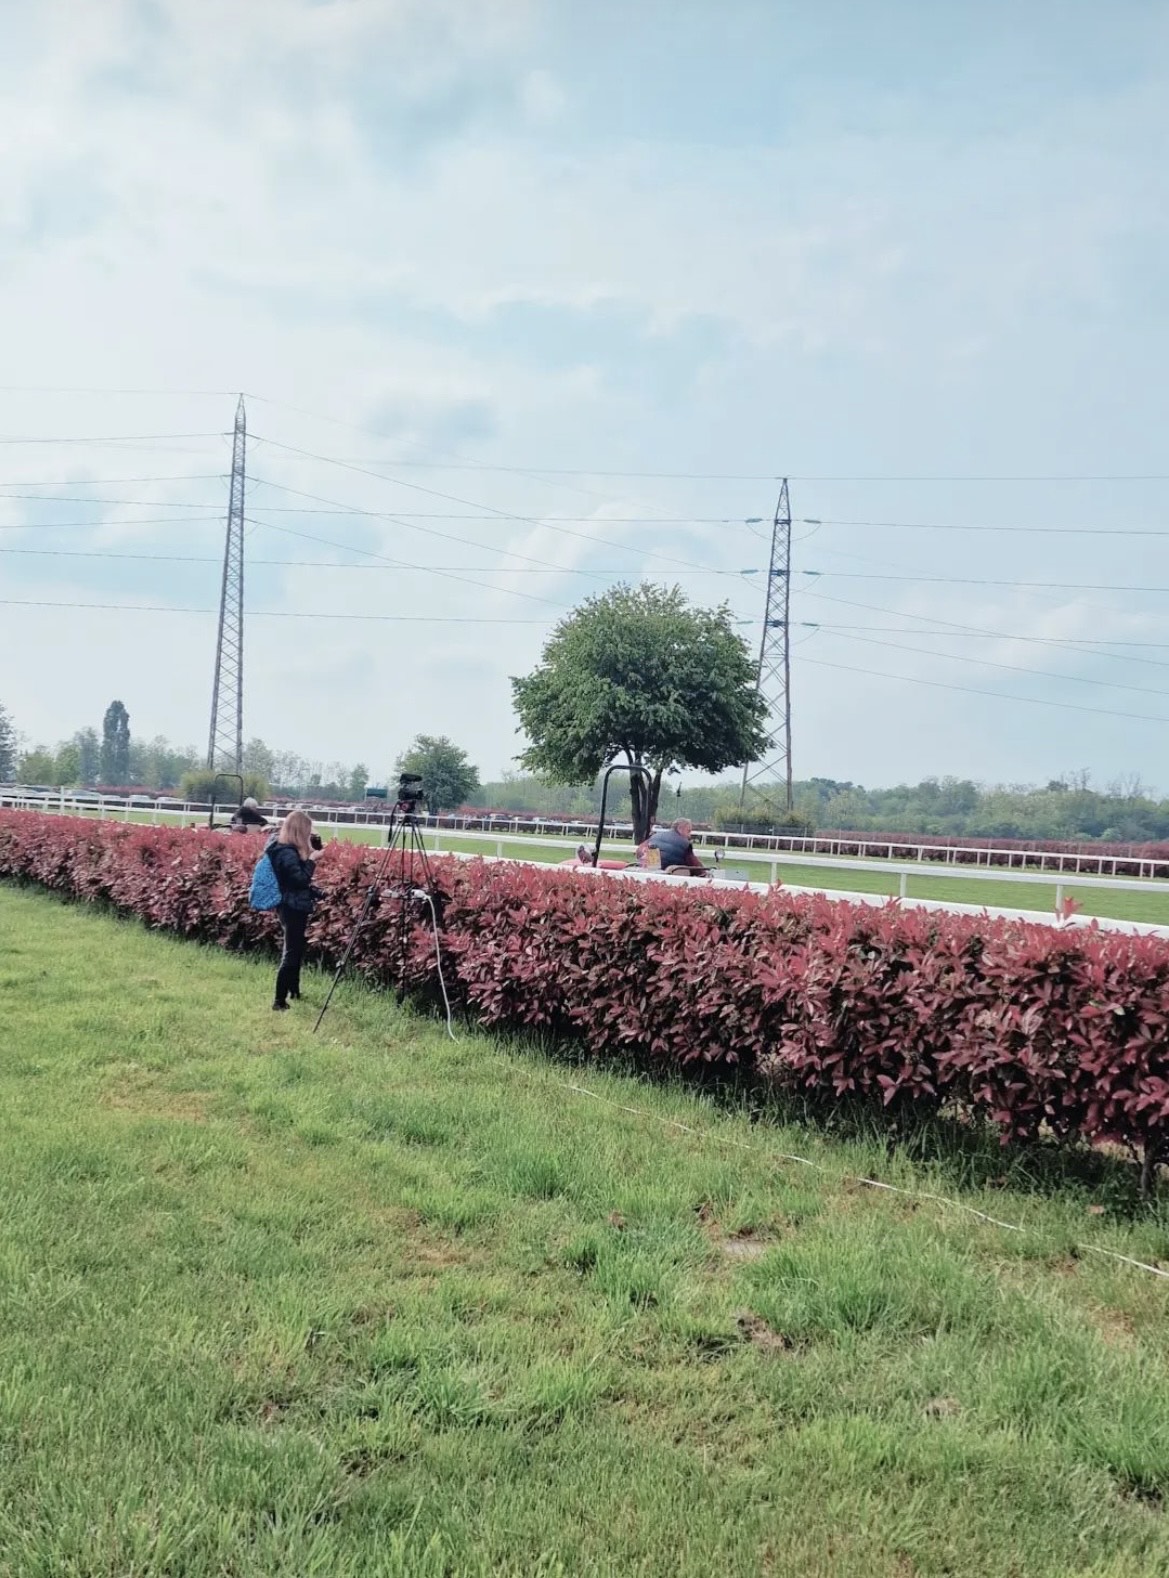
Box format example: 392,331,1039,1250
411,850,1169,941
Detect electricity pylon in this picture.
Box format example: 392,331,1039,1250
739,478,793,816
206,395,246,774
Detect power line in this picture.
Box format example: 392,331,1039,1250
0,432,227,445
0,473,224,489
248,488,617,587
251,437,735,574
250,516,567,610
0,546,757,575
800,515,1169,538
0,385,237,396
0,597,557,624
819,629,1169,701
217,394,1169,484
808,622,1169,651
804,570,1169,594
0,514,223,532
0,490,760,525
801,655,1169,726
250,475,736,583
798,588,1169,672
250,505,760,526
242,392,624,507
793,474,1169,484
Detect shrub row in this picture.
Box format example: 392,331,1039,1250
4,810,1169,1182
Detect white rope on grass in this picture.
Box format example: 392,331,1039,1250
539,1073,1169,1280
404,904,1168,1279
417,890,457,1042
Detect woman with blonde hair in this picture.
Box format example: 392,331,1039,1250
266,810,323,1010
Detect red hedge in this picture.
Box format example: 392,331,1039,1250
4,810,1169,1176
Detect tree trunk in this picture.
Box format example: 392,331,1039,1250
627,758,648,843
626,759,664,844
647,767,663,832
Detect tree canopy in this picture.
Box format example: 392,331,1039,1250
395,734,480,815
511,583,769,841
0,702,16,781
99,701,131,784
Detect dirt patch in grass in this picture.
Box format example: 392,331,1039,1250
718,1234,769,1261
99,1079,215,1123
736,1311,796,1354
1089,1305,1138,1349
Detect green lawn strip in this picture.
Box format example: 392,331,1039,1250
4,888,1169,1574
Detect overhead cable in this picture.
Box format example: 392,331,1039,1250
801,656,1169,726
250,436,734,573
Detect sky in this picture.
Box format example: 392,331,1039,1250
1,0,1168,791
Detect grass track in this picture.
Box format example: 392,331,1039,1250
4,886,1169,1574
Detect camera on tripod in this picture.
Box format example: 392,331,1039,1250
315,768,441,1034
395,772,427,814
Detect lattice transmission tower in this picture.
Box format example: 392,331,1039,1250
739,478,794,816
206,395,247,774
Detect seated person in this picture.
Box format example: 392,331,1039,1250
229,796,269,832
637,817,709,876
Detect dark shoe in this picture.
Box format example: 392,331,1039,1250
272,1001,289,1012
289,990,301,1001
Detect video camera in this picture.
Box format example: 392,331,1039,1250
395,772,427,814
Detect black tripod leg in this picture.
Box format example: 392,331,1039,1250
313,881,378,1033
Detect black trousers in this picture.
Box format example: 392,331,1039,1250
275,905,309,1005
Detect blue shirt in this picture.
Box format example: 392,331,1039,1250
647,828,693,868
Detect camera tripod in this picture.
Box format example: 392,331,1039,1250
313,800,439,1034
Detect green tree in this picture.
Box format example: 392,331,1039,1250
511,583,769,843
72,728,100,784
18,746,57,784
128,735,200,789
0,702,16,780
243,737,276,784
395,735,480,815
179,768,269,803
54,741,82,785
347,762,369,800
99,701,131,784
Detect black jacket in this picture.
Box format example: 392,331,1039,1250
232,804,268,829
267,838,318,913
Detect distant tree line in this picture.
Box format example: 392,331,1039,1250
474,770,1169,844
0,699,482,814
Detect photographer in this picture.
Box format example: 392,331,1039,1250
266,810,324,1010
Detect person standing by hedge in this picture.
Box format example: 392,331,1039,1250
267,810,321,1010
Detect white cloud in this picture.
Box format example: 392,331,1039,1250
0,1,1166,787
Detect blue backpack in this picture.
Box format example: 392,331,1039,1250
249,851,282,911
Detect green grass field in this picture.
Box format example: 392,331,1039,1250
4,886,1169,1575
